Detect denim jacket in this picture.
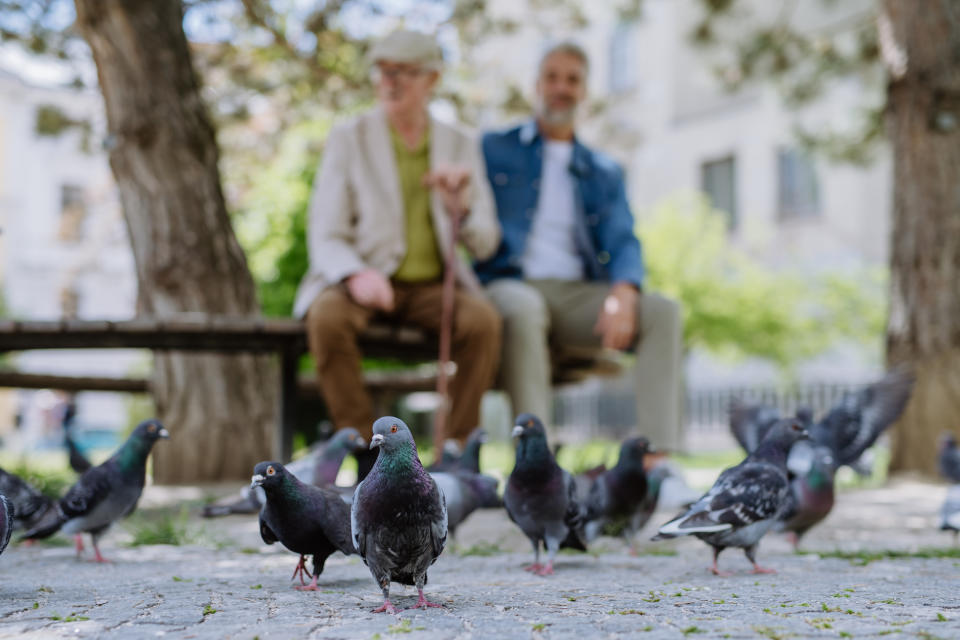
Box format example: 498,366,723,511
473,120,644,289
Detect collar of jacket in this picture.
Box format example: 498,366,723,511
519,118,592,178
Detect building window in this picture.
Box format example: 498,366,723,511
778,147,820,220
58,184,87,243
609,22,638,95
701,156,737,230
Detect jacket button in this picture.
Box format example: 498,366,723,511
493,173,509,186
598,251,610,265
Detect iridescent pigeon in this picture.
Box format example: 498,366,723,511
21,419,169,562
581,437,651,550
351,417,447,613
505,413,587,576
252,461,356,590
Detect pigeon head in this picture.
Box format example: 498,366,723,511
251,461,292,491
511,413,554,468
369,417,416,454
795,406,814,427
753,418,809,462
131,419,170,442
331,427,367,453
616,436,652,469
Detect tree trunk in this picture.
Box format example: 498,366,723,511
883,1,960,475
74,0,278,482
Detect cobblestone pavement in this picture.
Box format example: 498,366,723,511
2,478,959,639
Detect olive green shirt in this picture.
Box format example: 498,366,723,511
391,127,442,282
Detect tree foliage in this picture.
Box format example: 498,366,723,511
639,193,885,370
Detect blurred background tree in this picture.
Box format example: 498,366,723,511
691,0,960,473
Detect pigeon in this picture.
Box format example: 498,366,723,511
809,368,914,469
430,470,501,536
0,494,12,557
939,434,960,484
939,485,960,541
251,461,356,590
21,419,169,562
581,437,651,550
202,428,366,517
65,433,94,474
653,418,809,575
351,417,447,613
0,467,55,531
428,428,487,474
776,440,837,549
504,413,586,576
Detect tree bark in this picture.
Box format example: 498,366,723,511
74,0,277,482
883,1,960,475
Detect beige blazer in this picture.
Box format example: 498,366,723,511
292,107,499,318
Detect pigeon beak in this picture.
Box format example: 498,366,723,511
370,434,384,449
158,428,170,439
250,474,265,488
511,425,524,439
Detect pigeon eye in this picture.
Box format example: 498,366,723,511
526,419,533,427
390,425,398,433
147,424,156,433
266,466,275,476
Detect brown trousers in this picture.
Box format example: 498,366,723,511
305,281,502,443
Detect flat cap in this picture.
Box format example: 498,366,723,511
368,29,443,70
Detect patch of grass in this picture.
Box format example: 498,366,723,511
839,633,852,638
799,548,960,566
682,627,704,635
807,617,833,630
32,602,39,609
532,623,546,631
457,541,502,557
202,605,216,616
609,609,645,615
936,613,948,622
172,576,191,583
250,584,262,590
126,507,193,546
51,613,89,622
38,586,53,593
239,547,260,554
635,548,678,557
751,627,790,640
388,620,413,634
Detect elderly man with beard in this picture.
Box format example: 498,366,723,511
475,42,684,450
294,30,502,478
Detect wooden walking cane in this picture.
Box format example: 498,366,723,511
433,207,462,457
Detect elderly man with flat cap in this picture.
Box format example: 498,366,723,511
294,30,502,477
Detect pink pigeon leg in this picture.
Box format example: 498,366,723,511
294,573,320,591
291,555,312,585
523,563,544,573
535,561,554,576
74,534,85,557
709,549,732,577
407,589,443,609
91,540,110,563
750,563,777,574
372,599,399,614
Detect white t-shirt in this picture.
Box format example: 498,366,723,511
521,140,585,280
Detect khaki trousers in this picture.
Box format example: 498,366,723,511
305,281,502,443
485,278,684,450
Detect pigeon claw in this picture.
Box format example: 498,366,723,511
408,591,443,610
523,563,543,573
750,564,777,575
534,563,554,576
372,600,399,614
709,566,733,577
291,555,312,585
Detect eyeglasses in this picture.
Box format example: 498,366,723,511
370,65,428,82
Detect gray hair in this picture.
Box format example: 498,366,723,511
537,41,590,77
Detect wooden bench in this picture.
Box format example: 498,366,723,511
0,316,623,459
